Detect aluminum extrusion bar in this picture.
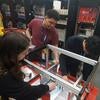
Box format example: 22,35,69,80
74,74,83,87
24,59,82,95
47,64,83,87
47,44,97,66
47,64,58,71
78,63,100,99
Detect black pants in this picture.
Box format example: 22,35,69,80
59,54,80,77
59,54,94,81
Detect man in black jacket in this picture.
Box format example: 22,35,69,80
60,35,100,81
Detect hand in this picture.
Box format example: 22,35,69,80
62,75,68,81
53,59,59,65
55,59,59,65
25,28,31,40
48,82,56,91
43,18,50,29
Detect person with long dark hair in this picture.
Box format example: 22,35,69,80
0,32,56,100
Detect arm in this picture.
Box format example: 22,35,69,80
25,28,32,41
17,84,49,100
31,84,49,98
25,19,34,41
53,44,59,64
31,82,56,98
51,28,59,64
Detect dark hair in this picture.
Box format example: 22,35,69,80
0,32,30,78
46,9,60,21
85,36,100,56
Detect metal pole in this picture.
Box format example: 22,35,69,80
47,44,97,66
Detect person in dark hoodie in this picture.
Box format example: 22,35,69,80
0,32,56,100
60,35,100,81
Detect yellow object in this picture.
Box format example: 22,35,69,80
0,11,4,36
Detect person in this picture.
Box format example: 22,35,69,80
26,9,60,63
59,35,100,81
0,11,4,36
0,32,56,100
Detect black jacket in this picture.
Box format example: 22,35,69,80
0,72,49,100
60,36,98,81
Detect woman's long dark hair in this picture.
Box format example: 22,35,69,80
0,32,30,79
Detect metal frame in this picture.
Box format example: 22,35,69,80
47,44,97,66
24,59,82,95
25,44,99,98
